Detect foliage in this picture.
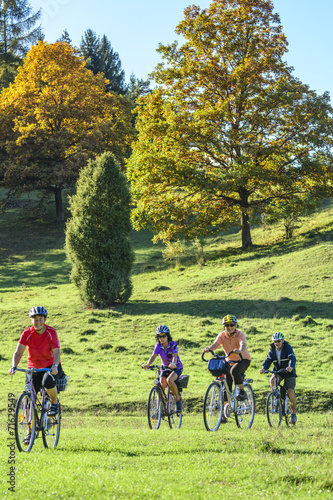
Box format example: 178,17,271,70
80,28,126,94
0,0,43,88
263,194,319,239
65,152,134,307
127,0,333,249
0,41,133,220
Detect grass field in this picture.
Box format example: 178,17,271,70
1,414,332,499
0,192,333,498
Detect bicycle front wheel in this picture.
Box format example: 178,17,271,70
167,392,182,429
148,387,162,429
284,395,293,427
42,399,61,448
266,392,282,427
15,392,36,452
203,381,223,431
235,383,255,429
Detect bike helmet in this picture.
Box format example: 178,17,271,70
29,306,47,317
272,332,284,341
155,325,170,335
222,314,237,325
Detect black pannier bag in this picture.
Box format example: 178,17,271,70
177,374,189,388
208,358,230,377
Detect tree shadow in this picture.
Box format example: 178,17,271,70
122,298,333,321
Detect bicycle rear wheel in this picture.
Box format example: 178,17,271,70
167,391,182,429
235,383,255,429
42,399,61,448
15,392,36,452
266,392,282,427
284,395,293,427
148,387,162,429
203,381,223,431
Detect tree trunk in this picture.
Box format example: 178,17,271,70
54,186,64,222
241,211,252,249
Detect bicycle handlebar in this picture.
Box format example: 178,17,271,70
263,369,288,375
201,349,243,362
13,367,52,373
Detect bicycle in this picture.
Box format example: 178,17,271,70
202,350,255,431
144,365,189,430
14,367,68,452
264,369,293,427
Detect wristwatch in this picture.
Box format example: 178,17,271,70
53,364,58,368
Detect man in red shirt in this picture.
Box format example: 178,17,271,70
9,306,64,418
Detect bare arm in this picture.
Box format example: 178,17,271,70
51,347,61,375
8,343,26,374
143,353,158,369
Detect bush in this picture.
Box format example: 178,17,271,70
65,152,134,307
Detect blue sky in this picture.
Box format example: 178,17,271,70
29,0,333,99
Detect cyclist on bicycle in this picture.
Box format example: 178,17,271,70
8,306,65,422
259,332,297,424
202,314,251,402
143,325,183,412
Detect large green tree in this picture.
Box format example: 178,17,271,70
80,29,126,94
127,0,333,248
0,41,132,221
0,0,43,88
65,152,134,308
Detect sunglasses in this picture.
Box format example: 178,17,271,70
274,340,282,343
158,334,167,338
225,323,235,327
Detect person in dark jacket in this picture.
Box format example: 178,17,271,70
259,332,297,424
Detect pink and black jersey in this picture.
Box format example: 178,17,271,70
154,340,183,371
19,325,60,368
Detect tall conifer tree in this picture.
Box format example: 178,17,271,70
0,0,43,87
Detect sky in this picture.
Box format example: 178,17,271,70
29,0,333,99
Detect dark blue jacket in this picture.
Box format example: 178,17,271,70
262,341,296,376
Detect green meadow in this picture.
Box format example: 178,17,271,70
1,193,333,499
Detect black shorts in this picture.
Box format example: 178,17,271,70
161,368,182,380
27,364,65,393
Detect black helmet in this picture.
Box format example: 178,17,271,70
155,325,170,335
29,306,47,317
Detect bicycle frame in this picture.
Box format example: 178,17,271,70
145,365,183,429
14,367,61,451
264,369,292,427
202,350,255,431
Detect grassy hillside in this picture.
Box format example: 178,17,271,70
1,194,333,414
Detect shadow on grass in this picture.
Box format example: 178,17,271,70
122,298,333,321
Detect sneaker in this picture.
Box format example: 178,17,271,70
48,403,59,416
23,433,31,445
176,399,182,412
237,389,247,401
291,413,297,424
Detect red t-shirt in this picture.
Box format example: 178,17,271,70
19,325,60,368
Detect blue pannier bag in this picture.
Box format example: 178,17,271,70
208,358,230,377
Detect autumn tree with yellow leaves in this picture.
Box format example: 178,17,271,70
127,0,333,249
0,41,132,220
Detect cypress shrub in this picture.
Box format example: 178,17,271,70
65,152,134,307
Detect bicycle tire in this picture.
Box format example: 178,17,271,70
235,383,255,429
266,391,282,427
15,392,36,452
42,399,61,448
284,395,293,427
148,387,162,429
167,391,182,429
203,381,223,431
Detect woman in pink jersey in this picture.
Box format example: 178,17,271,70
9,306,64,418
203,314,251,402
